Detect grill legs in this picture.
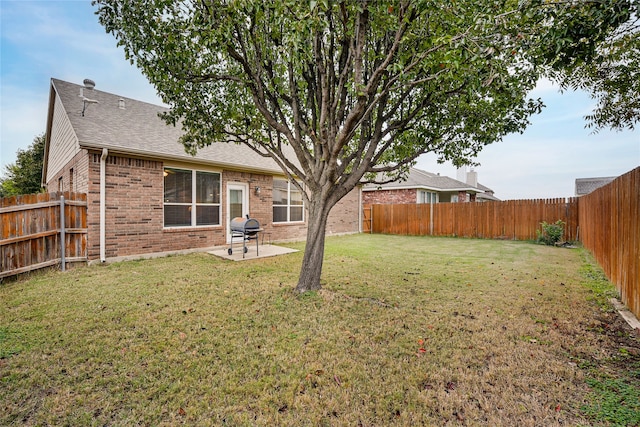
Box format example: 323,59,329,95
228,232,260,258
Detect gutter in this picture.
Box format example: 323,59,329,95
362,184,481,193
78,141,286,176
100,148,108,262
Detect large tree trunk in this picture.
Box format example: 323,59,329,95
295,198,332,293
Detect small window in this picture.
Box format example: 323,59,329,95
418,190,437,204
273,178,304,223
164,168,220,227
69,168,74,192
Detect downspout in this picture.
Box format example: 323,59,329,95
100,148,108,262
358,186,363,233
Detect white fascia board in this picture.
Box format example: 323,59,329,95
78,140,284,175
363,185,479,193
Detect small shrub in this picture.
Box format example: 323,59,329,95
536,220,565,245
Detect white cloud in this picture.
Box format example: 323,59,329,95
530,77,559,95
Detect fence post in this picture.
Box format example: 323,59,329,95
60,195,66,272
430,201,434,236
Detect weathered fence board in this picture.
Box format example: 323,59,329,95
0,192,87,278
578,167,639,318
362,205,372,233
372,198,579,241
367,167,639,318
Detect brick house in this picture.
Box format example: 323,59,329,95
362,167,498,205
42,78,360,262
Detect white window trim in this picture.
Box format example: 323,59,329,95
417,189,438,204
273,178,305,224
163,167,222,229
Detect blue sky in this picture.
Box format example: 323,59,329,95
1,0,638,200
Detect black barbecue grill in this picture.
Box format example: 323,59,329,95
229,215,263,258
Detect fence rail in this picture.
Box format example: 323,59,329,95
370,198,579,241
578,167,639,318
1,192,87,278
367,167,639,319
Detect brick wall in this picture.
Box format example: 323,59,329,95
457,191,476,203
363,188,478,204
53,151,360,260
221,173,360,241
87,152,226,260
362,188,417,204
223,171,311,243
223,170,271,226
327,187,361,235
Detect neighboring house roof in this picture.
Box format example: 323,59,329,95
44,78,290,179
474,182,500,201
362,167,494,196
575,176,616,196
475,182,492,193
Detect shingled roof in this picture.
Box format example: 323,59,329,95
363,167,482,193
47,78,287,174
575,176,616,196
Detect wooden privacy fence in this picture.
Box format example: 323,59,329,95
368,198,579,241
366,167,639,318
1,192,87,278
578,167,639,318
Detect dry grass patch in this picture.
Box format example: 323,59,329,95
1,234,637,426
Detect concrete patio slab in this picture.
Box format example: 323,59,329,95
208,244,299,261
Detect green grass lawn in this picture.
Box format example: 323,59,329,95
1,234,638,426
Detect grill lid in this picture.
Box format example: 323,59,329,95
230,216,260,232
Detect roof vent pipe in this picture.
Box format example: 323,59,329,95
80,79,98,117
118,98,125,109
83,78,96,90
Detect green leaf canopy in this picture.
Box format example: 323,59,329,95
94,0,550,199
94,0,631,291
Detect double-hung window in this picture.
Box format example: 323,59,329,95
163,168,221,227
273,178,304,223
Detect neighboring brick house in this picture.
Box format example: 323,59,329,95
362,167,498,205
42,78,360,262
